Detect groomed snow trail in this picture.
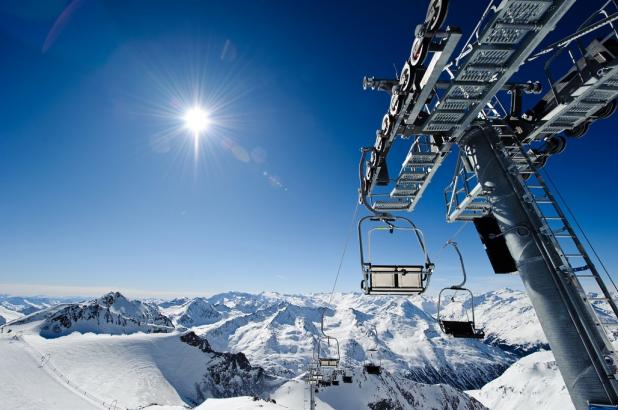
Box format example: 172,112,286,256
0,334,101,410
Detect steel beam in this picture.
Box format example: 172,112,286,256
462,126,618,410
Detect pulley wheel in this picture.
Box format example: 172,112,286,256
564,121,590,138
411,37,430,67
381,113,394,136
389,93,403,116
594,99,617,119
544,134,566,155
375,133,386,152
426,0,449,32
399,61,414,93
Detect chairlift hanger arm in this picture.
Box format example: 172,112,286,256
444,240,467,288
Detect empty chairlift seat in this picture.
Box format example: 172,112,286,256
358,215,434,295
436,241,485,339
316,332,340,368
439,319,484,339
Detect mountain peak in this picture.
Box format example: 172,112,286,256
97,291,127,307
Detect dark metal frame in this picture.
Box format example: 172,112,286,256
358,214,433,295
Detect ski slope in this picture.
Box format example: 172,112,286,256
466,350,573,410
271,371,487,410
0,334,100,410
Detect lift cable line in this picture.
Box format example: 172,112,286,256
541,167,618,294
327,200,361,305
355,0,618,408
528,8,618,61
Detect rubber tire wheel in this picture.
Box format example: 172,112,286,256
381,113,393,136
426,0,449,32
389,93,402,116
399,60,414,93
411,37,430,67
594,99,617,119
564,121,590,138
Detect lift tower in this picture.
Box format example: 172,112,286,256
358,1,618,409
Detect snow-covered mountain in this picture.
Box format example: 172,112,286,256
1,288,570,409
0,329,276,409
441,288,548,355
5,291,173,337
0,294,84,315
272,370,487,410
467,350,572,410
0,305,24,325
163,297,224,328
181,291,515,390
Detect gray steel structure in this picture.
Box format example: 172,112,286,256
359,1,618,408
462,126,618,409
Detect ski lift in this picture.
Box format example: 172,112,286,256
315,310,340,367
364,348,382,375
359,214,434,295
437,241,485,339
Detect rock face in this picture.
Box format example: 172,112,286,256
180,331,273,402
7,291,173,337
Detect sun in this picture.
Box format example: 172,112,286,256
183,106,211,135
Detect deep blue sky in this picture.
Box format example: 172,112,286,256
0,0,616,297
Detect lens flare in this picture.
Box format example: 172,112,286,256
183,106,211,134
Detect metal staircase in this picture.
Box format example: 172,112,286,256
365,0,576,213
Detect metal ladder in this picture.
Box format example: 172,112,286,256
498,131,618,365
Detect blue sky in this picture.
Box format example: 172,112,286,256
0,0,616,298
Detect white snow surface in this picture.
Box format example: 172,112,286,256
467,350,573,410
0,288,564,409
0,305,24,325
6,291,173,337
193,291,517,389
272,371,487,410
194,397,284,409
0,329,272,409
162,297,223,328
440,288,547,354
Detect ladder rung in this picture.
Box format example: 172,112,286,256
543,216,563,220
566,254,585,258
600,322,618,326
554,234,573,238
588,297,609,301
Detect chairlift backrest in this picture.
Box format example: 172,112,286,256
436,241,484,339
315,311,341,367
317,334,340,367
358,214,434,295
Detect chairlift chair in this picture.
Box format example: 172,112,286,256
316,311,341,368
364,348,382,375
359,214,434,295
437,241,485,339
